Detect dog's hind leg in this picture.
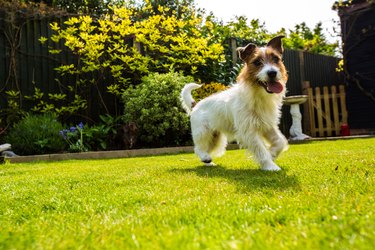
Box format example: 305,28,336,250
209,131,228,158
264,128,288,160
192,129,221,166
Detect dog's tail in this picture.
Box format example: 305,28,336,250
180,83,202,115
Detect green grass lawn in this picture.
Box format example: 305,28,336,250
1,138,374,249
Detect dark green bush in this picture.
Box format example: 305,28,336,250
6,114,65,155
81,115,124,151
122,72,193,147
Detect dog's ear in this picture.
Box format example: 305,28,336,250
267,35,285,54
237,43,256,62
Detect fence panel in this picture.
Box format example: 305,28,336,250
307,85,348,137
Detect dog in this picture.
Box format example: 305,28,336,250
180,36,288,171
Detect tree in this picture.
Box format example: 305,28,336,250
37,3,224,116
133,0,197,19
19,0,129,15
281,22,339,56
224,16,270,45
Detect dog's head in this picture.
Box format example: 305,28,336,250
237,36,288,94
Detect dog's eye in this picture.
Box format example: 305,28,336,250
253,59,263,67
273,56,280,64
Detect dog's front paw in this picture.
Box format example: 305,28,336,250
261,162,281,171
201,157,216,167
204,162,217,167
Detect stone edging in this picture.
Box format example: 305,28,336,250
1,135,373,164
2,144,241,164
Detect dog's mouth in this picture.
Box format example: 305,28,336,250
261,81,284,94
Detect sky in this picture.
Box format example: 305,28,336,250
195,0,340,41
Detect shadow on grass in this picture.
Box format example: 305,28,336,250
171,165,300,193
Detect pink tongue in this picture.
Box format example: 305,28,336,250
267,82,283,93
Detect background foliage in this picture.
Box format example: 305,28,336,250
35,2,224,117
122,72,193,147
5,114,65,155
0,0,341,151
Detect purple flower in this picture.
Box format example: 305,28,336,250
59,129,68,140
78,122,84,130
70,126,77,132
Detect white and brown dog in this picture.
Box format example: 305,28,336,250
181,36,288,171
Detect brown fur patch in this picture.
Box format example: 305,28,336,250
237,47,262,84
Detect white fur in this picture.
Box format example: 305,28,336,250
257,64,282,82
180,83,201,115
181,79,288,171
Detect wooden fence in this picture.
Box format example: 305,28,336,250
307,85,348,137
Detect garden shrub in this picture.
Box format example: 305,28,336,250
83,114,125,151
122,72,193,147
6,114,65,155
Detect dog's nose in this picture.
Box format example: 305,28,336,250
267,70,277,78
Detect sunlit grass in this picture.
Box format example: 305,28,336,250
0,138,374,249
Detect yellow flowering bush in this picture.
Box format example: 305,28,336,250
192,82,229,102
37,3,225,117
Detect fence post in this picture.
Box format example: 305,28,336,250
339,85,348,124
133,35,141,54
307,87,316,137
323,86,332,136
302,81,311,135
315,87,324,137
230,38,238,66
331,85,340,134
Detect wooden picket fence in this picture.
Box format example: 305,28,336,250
307,85,348,137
